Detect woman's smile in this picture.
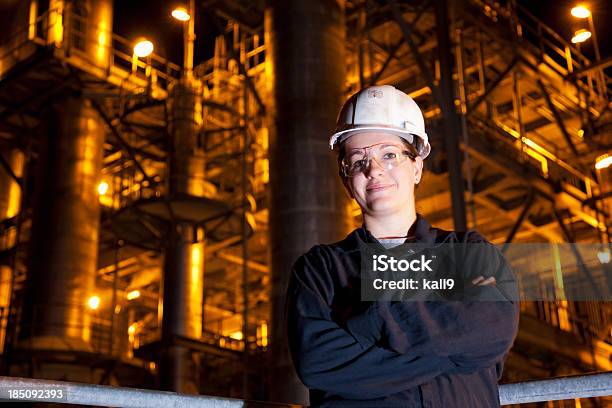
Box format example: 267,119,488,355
366,183,394,192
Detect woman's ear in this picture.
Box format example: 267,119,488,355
413,156,424,184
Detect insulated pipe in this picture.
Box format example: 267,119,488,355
167,79,206,198
47,0,65,47
159,225,204,393
83,0,114,70
0,265,12,352
20,95,105,351
265,0,351,405
159,78,205,393
0,147,24,353
0,147,24,223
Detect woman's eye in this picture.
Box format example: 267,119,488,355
352,159,367,168
383,152,397,160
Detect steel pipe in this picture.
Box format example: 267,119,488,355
20,95,105,350
1,372,611,406
159,78,206,393
265,0,351,405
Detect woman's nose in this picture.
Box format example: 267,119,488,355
364,156,385,177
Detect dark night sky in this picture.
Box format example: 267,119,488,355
518,0,611,61
113,1,218,66
112,1,610,68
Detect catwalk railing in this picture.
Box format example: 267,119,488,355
0,6,182,95
468,0,610,101
0,372,611,406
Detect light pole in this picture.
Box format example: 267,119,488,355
570,4,606,97
571,5,601,60
172,0,195,78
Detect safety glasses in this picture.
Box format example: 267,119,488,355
340,142,416,178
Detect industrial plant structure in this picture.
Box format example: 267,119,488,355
0,0,609,406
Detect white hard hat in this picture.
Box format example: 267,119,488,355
330,85,430,159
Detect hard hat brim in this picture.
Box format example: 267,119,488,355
329,127,430,159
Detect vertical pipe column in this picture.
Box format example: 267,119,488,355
167,79,206,197
47,0,64,47
85,0,114,70
159,78,205,393
435,0,467,231
0,265,12,352
160,226,204,393
595,157,611,243
0,148,24,229
20,95,105,351
0,147,24,352
265,0,350,405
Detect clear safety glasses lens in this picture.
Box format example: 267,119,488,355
341,145,415,177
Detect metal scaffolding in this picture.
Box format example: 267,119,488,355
0,0,609,406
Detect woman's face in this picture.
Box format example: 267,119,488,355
342,132,423,217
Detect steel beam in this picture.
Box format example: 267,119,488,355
391,0,467,230
370,0,431,85
215,252,269,274
552,209,603,299
502,190,534,253
536,79,579,156
0,152,22,189
90,100,155,185
211,16,266,115
230,54,266,115
568,55,612,79
434,0,467,231
388,0,444,108
467,57,517,116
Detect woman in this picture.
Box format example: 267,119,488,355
285,85,519,407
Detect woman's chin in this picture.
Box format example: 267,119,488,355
364,200,399,214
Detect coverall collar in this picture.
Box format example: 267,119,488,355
357,213,436,247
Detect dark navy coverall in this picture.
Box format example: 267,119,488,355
285,214,520,407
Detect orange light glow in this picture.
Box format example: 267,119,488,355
133,39,154,58
570,5,591,19
595,154,612,170
127,290,140,300
172,7,191,21
571,29,592,44
87,295,100,310
98,181,109,195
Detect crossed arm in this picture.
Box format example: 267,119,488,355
285,243,520,398
287,272,457,399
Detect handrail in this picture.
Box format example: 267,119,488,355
0,376,244,407
0,7,182,91
515,3,590,67
513,2,609,100
0,372,610,406
499,371,612,405
467,0,610,101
